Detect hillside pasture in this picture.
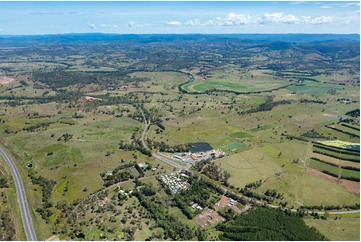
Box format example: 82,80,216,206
182,68,289,93
254,170,360,208
304,216,360,241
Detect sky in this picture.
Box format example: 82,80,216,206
0,1,359,35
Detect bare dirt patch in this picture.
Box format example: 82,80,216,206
306,168,359,194
195,208,225,228
339,179,360,195
83,96,102,102
195,195,250,228
0,77,16,84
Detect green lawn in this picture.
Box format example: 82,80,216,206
222,142,246,151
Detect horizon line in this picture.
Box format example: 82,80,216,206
0,32,360,37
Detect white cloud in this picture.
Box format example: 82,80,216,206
225,12,252,25
341,20,351,24
186,19,201,26
90,24,96,30
167,21,181,25
113,25,118,28
259,12,300,24
320,6,333,9
127,21,135,27
99,24,107,28
186,12,333,27
126,21,144,28
307,16,332,24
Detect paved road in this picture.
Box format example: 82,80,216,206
139,108,187,170
0,145,37,241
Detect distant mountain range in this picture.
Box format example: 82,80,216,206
0,33,359,46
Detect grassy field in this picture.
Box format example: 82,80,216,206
214,147,283,188
221,142,246,152
309,159,340,177
340,168,360,180
304,216,360,241
182,68,289,93
313,147,360,162
287,81,349,96
229,131,253,139
312,153,360,168
254,171,360,208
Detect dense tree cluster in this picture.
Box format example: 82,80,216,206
217,207,326,241
146,138,189,153
345,109,360,117
173,180,215,219
0,213,16,240
100,163,136,187
134,192,195,240
0,177,8,188
201,163,231,186
28,174,56,221
239,96,292,115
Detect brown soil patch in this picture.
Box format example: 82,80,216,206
282,93,296,97
195,209,225,228
307,168,359,194
83,96,102,102
196,195,250,228
339,179,360,194
0,77,16,84
214,195,242,213
307,168,339,183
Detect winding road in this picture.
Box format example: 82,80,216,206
139,108,187,170
0,145,37,241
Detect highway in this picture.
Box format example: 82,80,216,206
0,145,37,241
139,108,187,170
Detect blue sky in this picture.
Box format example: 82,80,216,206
0,1,359,35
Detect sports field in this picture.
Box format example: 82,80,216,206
222,142,246,151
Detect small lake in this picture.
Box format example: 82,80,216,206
189,142,213,153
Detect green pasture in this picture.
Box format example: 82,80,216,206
309,159,340,177
222,142,246,151
214,147,282,188
254,171,360,208
249,124,275,132
230,131,253,139
304,217,360,241
182,68,289,93
312,153,360,168
182,80,256,93
313,147,360,162
287,81,347,96
340,168,360,180
317,126,360,143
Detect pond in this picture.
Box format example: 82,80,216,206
188,142,213,153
